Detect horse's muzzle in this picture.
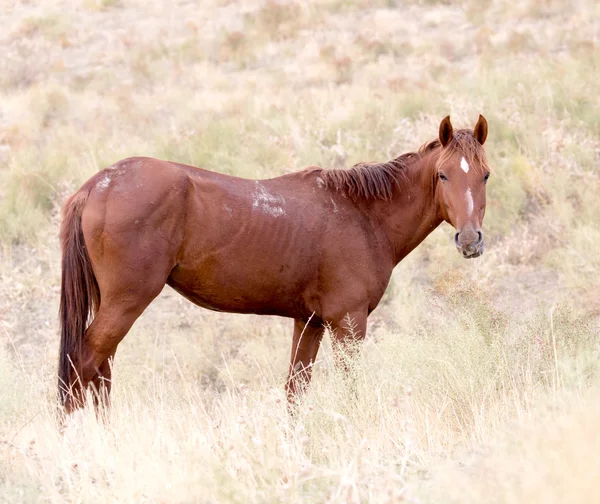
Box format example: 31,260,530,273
454,230,484,259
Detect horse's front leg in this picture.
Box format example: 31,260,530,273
285,319,325,406
328,309,368,374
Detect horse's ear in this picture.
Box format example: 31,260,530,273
439,116,453,147
474,114,488,145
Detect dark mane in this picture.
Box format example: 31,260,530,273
317,129,489,201
318,140,439,201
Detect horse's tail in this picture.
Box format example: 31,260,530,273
58,190,100,406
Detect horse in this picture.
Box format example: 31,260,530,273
58,115,490,413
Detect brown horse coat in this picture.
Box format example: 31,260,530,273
59,115,490,411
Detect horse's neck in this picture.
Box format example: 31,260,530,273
374,152,443,265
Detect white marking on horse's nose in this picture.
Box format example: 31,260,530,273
466,188,474,216
460,157,470,173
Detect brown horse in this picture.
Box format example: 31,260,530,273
59,115,490,412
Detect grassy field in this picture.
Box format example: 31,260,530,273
1,0,599,502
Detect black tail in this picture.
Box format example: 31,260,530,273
58,190,100,406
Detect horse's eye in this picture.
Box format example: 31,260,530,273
439,172,448,182
484,173,490,183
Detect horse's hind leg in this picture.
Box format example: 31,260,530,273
68,288,159,412
91,349,115,410
67,260,172,413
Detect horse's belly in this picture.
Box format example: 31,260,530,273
166,261,310,317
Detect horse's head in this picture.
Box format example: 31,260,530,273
436,115,490,259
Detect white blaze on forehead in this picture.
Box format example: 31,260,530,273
465,188,474,216
460,157,470,173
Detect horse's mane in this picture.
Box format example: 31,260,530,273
318,139,439,201
317,129,489,201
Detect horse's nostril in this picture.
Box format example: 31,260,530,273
456,230,483,255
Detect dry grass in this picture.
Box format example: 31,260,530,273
1,0,599,502
2,291,599,503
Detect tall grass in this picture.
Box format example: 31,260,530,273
2,288,598,502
